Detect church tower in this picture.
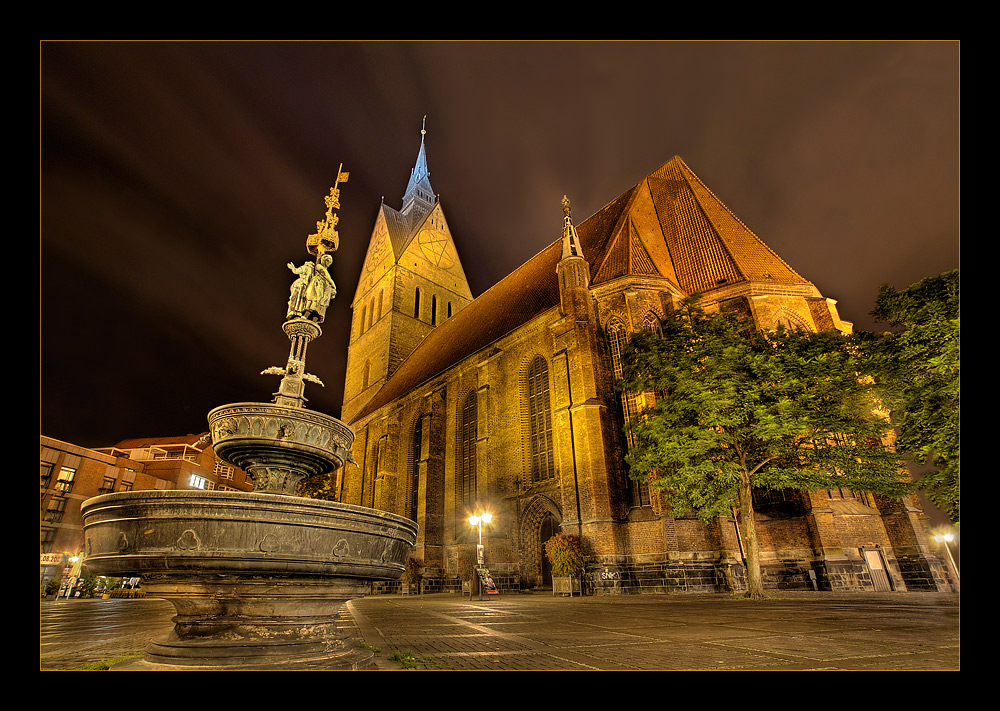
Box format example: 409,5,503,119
343,122,474,422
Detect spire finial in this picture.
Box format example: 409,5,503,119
561,195,584,260
403,119,434,213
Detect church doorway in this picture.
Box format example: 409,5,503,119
862,548,894,592
539,513,560,587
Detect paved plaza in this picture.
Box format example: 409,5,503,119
41,591,959,671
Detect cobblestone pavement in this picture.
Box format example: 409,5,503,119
41,591,959,671
40,598,175,671
348,591,959,671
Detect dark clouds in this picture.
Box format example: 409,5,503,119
40,41,960,448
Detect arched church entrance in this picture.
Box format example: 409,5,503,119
519,495,561,589
540,513,560,587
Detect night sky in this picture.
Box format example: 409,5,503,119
40,41,960,449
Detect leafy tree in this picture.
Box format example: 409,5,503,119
621,298,909,600
870,270,960,524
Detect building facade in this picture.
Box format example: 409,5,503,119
337,136,954,594
40,434,252,566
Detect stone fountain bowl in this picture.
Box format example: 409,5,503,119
207,402,356,493
81,490,417,670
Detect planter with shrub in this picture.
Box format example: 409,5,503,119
545,533,584,596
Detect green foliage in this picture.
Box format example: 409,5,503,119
296,473,339,501
98,576,121,594
45,577,61,596
402,556,423,584
620,298,909,599
78,571,99,599
544,532,584,578
388,649,428,669
622,299,907,517
72,654,141,671
869,270,960,524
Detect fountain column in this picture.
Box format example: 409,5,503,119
82,167,416,670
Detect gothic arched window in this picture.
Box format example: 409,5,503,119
410,416,423,521
414,288,421,319
459,390,477,505
527,356,555,483
642,312,662,335
607,318,650,507
607,319,635,440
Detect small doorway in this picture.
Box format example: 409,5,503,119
862,548,894,592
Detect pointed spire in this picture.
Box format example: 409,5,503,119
561,195,585,259
402,116,435,215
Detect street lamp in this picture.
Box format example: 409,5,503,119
933,531,960,584
468,511,493,600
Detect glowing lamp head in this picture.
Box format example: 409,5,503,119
468,512,493,527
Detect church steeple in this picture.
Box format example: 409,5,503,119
401,117,435,219
556,196,593,318
342,121,473,423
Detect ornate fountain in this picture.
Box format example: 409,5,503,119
81,168,417,670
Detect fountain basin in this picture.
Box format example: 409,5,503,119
82,490,417,669
207,402,355,494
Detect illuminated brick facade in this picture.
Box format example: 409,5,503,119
40,434,252,563
339,139,954,594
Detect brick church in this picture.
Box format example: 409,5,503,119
337,130,953,594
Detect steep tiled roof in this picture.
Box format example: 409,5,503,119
382,204,416,260
645,158,805,291
349,156,810,422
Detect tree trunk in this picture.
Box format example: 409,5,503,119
737,470,764,600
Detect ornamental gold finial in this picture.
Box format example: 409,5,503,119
306,164,350,258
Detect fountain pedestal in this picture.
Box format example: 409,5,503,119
82,490,416,669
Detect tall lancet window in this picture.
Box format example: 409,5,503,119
410,416,423,522
607,319,635,442
459,390,477,505
527,356,555,482
608,318,650,507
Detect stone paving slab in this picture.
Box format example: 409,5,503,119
41,590,959,671
347,591,959,671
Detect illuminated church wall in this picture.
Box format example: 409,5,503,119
337,134,953,594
